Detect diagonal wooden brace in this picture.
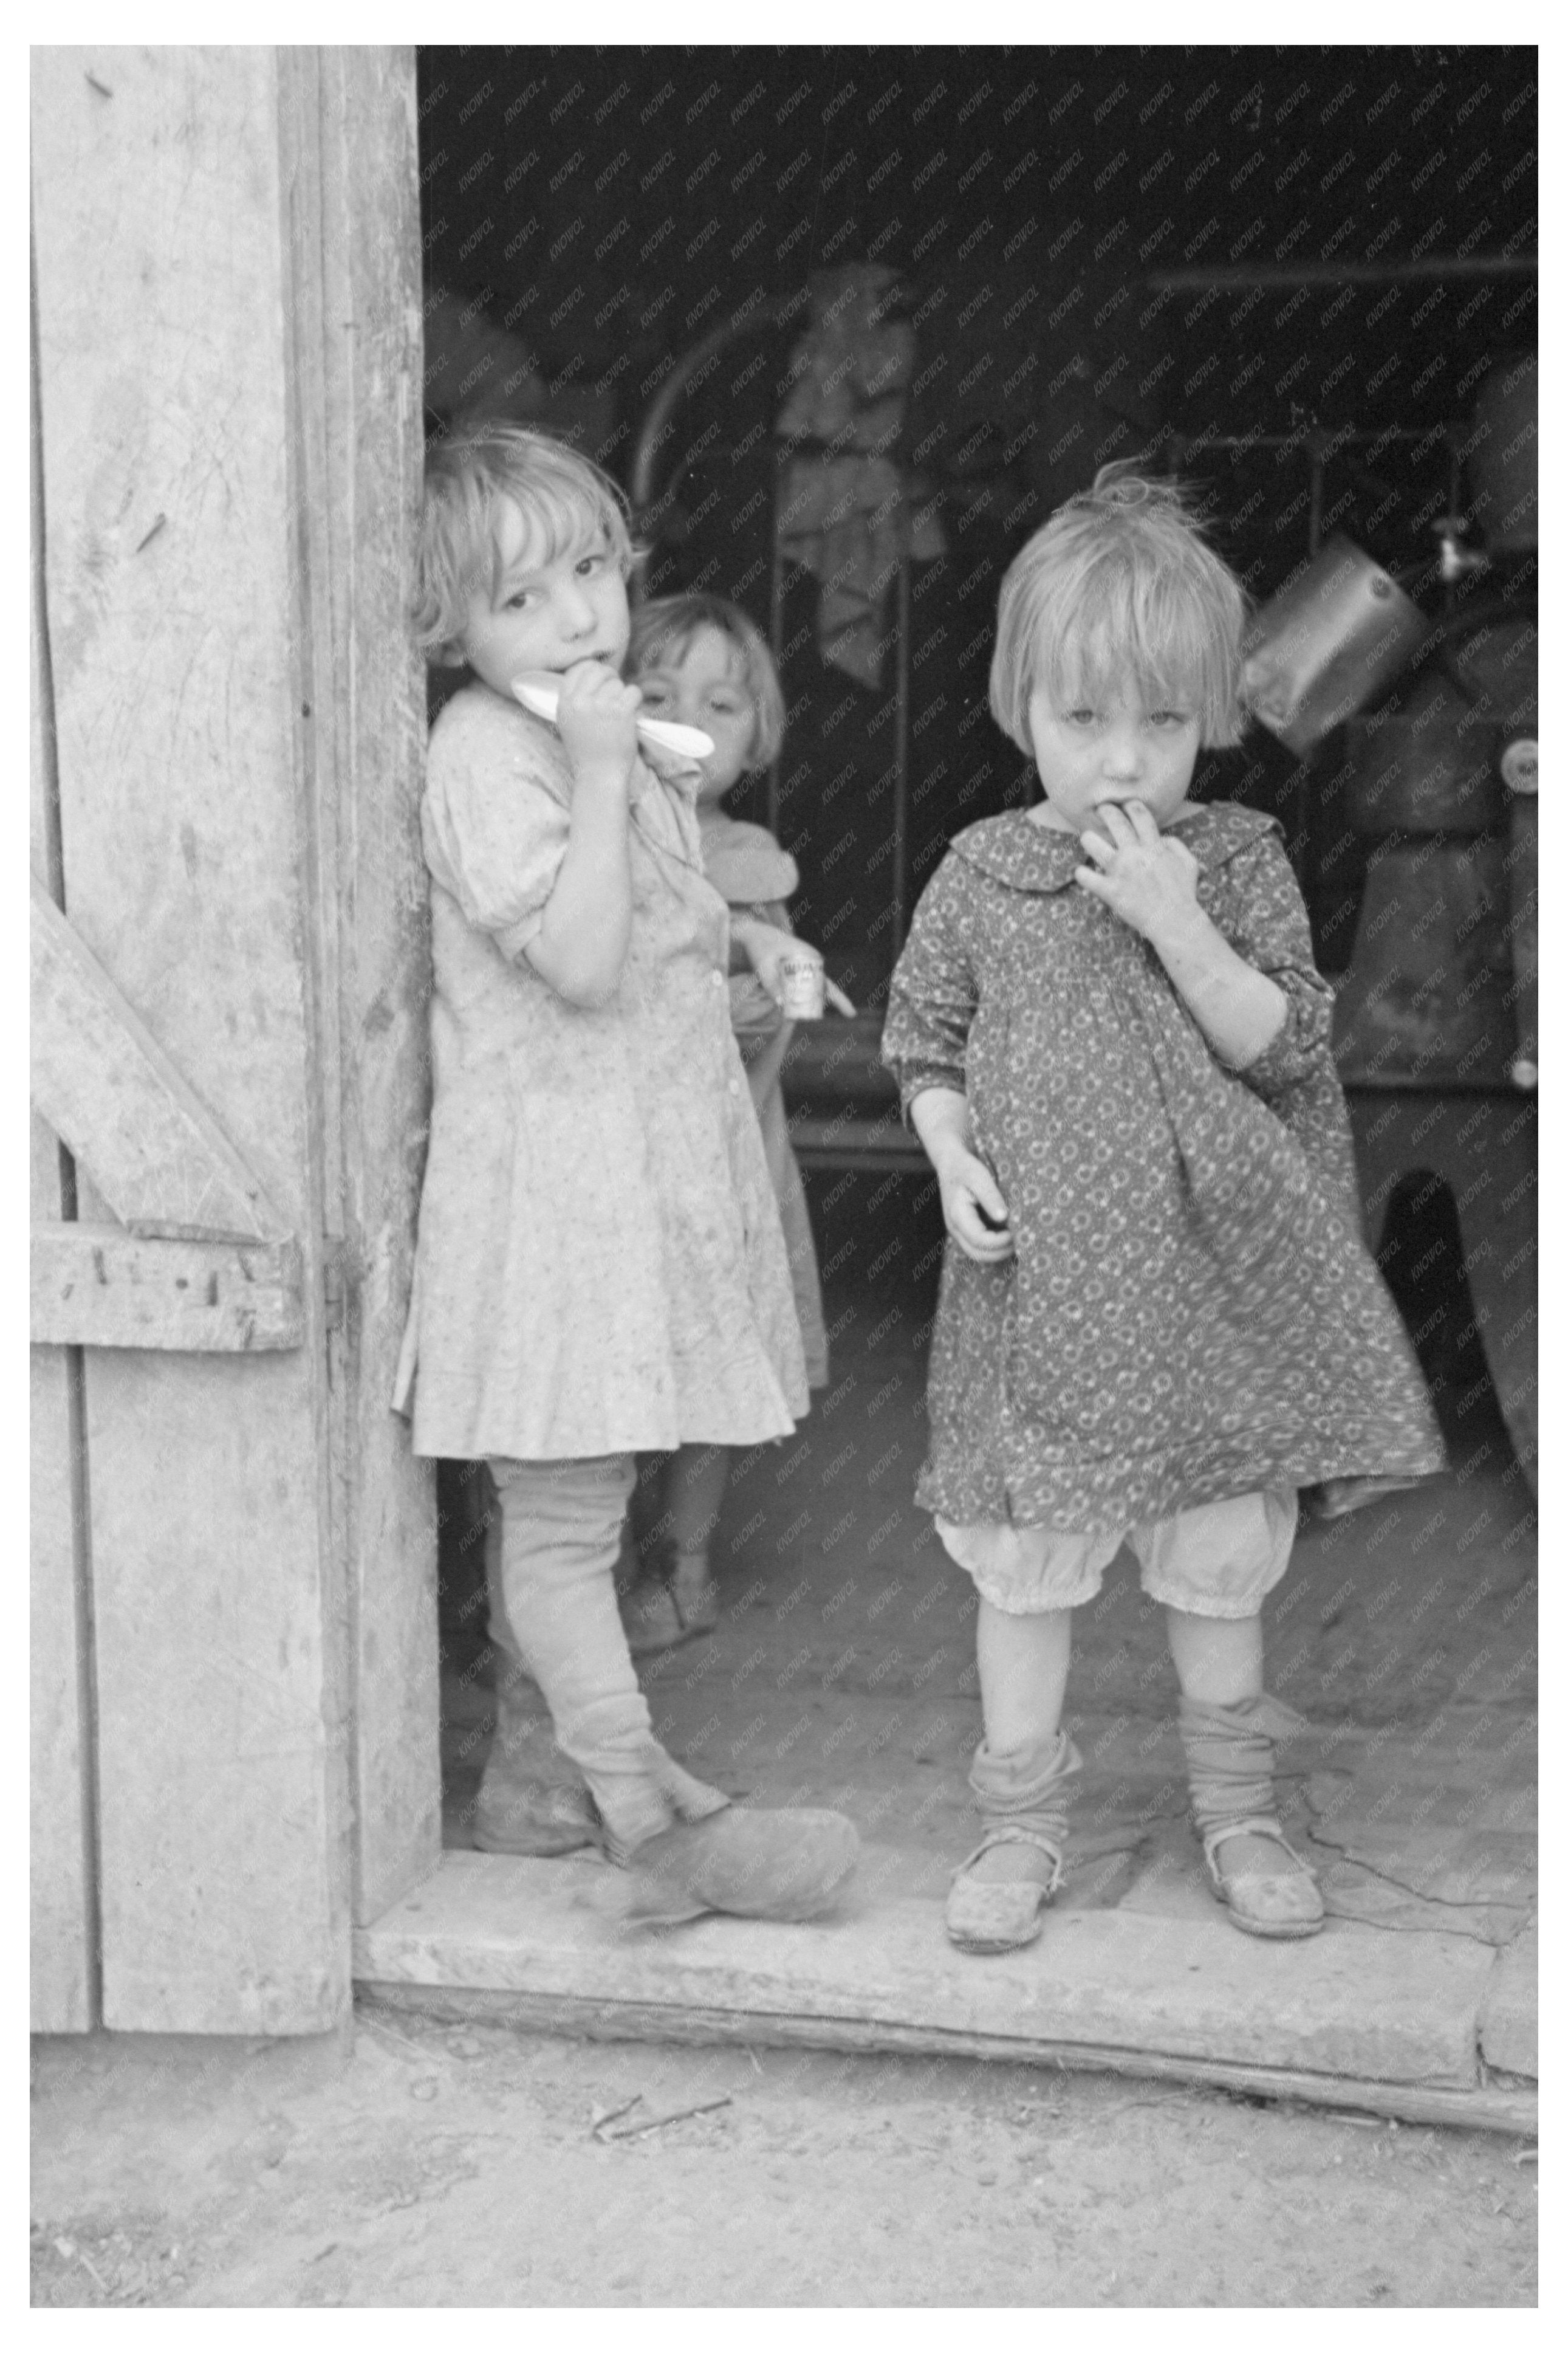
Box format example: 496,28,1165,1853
30,872,289,1244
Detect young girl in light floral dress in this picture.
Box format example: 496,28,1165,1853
395,425,855,1924
883,467,1444,1955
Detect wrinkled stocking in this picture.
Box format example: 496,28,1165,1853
1178,1692,1324,1939
945,1731,1081,1953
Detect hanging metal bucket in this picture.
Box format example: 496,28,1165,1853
1242,536,1434,755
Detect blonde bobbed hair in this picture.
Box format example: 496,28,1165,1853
989,464,1249,753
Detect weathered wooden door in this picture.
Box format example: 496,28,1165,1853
31,46,437,2033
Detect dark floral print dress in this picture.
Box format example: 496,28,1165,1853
882,802,1446,1534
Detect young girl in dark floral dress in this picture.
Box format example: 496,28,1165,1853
882,467,1444,1954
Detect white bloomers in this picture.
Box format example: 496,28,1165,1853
936,1489,1298,1620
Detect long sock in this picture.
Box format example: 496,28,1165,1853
1177,1693,1279,1840
968,1731,1081,1846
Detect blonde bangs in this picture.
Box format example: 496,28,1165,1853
990,468,1250,751
1035,562,1239,738
628,592,787,770
413,423,632,658
492,473,628,591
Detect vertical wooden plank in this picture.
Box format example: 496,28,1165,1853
279,49,440,1923
29,1336,93,2034
327,49,441,1921
30,253,95,2031
32,46,349,2030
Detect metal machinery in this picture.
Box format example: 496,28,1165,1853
1221,360,1538,1483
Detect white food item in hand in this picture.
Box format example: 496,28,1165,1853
512,673,714,759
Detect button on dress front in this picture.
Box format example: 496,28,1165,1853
881,803,1446,1535
394,683,808,1462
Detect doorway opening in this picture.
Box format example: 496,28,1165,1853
387,52,1536,2087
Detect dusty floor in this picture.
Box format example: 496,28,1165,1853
442,1169,1538,1949
30,2016,1539,2307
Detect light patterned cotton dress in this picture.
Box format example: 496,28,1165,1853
699,811,830,1392
881,802,1446,1535
393,682,808,1462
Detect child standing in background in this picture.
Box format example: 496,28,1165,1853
395,425,856,1923
617,594,832,1652
882,467,1444,1956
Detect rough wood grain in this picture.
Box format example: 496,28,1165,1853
357,1851,1495,2090
30,260,94,2033
30,878,285,1243
279,47,439,1925
1479,1923,1538,2079
32,1223,306,1352
362,1984,1537,2138
29,1342,94,2033
33,44,349,2032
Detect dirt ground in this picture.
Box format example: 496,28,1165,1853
33,1166,1536,2310
30,2016,1539,2308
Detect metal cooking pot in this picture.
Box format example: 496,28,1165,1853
1242,535,1434,756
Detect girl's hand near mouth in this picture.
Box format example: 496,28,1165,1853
1078,801,1289,1070
1074,799,1202,945
554,662,643,787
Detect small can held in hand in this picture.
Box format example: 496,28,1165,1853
779,953,827,1020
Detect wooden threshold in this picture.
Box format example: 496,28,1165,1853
353,1850,1533,2135
360,1981,1537,2138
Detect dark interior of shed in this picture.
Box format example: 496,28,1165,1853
417,45,1535,979
416,46,1535,1830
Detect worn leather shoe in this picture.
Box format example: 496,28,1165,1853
622,1806,859,1928
944,1827,1064,1954
471,1705,600,1857
472,1765,600,1857
1202,1818,1326,1939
